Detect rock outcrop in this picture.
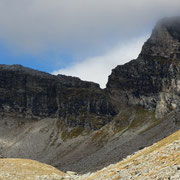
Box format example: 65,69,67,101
107,16,180,118
141,17,180,59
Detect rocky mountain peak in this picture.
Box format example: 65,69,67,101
107,16,180,118
140,16,180,59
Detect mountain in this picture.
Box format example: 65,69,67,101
0,16,180,174
107,16,180,119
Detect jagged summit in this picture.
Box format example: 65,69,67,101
140,16,180,59
107,16,180,118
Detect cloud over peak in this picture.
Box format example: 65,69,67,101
53,36,148,88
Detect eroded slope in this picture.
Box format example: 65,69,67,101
86,129,180,180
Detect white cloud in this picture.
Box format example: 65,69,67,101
52,36,148,88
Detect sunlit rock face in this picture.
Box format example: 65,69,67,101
107,16,180,118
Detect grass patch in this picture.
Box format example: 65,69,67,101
129,107,156,129
91,128,109,148
111,106,157,135
0,158,65,179
140,118,162,134
61,127,85,141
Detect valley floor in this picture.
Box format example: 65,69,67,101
0,130,179,180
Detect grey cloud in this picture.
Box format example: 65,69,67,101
0,0,180,54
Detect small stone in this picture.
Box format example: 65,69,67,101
66,171,77,176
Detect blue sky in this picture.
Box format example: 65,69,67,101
0,0,180,87
0,41,74,73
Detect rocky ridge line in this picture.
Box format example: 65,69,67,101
0,64,117,130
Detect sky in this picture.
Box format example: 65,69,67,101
0,0,180,88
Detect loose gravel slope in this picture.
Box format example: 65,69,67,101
86,129,180,180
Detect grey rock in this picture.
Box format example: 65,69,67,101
107,16,180,118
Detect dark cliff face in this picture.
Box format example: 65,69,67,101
107,17,180,118
0,65,117,130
